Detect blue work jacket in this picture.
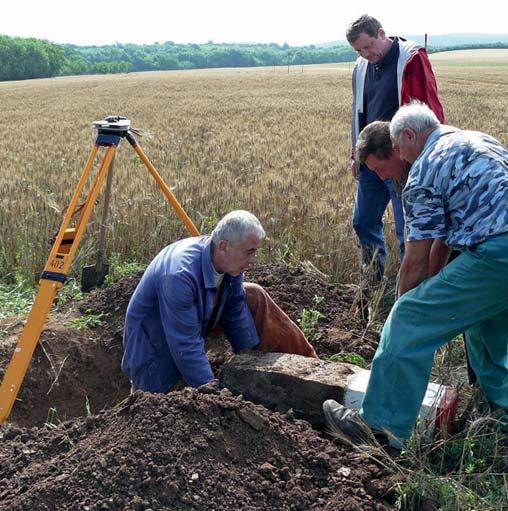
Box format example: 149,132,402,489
122,236,259,389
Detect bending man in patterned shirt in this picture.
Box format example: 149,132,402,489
323,102,508,446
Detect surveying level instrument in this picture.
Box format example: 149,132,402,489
0,116,200,423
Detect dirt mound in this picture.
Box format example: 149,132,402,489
78,271,143,344
0,386,395,510
0,263,392,509
79,262,380,360
245,264,379,360
0,321,129,428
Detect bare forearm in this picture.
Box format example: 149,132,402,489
428,238,451,276
398,261,429,296
398,239,434,296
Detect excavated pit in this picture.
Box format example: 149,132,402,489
0,263,380,428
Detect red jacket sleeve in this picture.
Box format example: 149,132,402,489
401,49,445,123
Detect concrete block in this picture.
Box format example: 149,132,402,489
220,351,362,428
221,351,458,436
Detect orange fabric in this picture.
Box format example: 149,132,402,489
243,282,318,358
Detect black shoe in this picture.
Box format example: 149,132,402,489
322,399,387,447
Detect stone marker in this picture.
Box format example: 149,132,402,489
220,351,362,428
220,351,458,435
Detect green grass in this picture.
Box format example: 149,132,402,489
326,352,368,368
0,256,143,338
0,276,35,320
396,410,508,510
54,278,83,307
67,309,109,330
103,253,145,286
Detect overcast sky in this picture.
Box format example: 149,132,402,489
2,0,507,46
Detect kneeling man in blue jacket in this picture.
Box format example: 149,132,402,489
122,210,316,393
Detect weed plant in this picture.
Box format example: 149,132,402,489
0,275,35,320
327,352,368,368
103,253,145,286
67,310,109,330
298,295,325,341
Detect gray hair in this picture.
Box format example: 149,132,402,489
211,210,265,244
390,101,440,142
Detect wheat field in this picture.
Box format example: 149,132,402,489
1,50,507,284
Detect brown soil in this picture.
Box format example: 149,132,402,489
245,264,380,360
0,263,391,510
0,387,395,511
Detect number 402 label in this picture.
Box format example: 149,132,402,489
48,258,65,271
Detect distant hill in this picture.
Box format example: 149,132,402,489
406,33,508,47
318,33,508,48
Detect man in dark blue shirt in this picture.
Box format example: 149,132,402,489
347,14,444,286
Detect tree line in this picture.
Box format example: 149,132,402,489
1,34,507,82
0,35,356,81
0,35,85,81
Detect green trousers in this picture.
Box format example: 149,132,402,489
361,233,508,440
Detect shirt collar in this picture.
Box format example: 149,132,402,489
409,125,459,173
201,236,218,289
423,125,459,152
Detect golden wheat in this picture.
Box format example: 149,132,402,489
0,56,507,284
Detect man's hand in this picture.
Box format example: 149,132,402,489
197,379,220,394
399,239,434,295
351,159,359,179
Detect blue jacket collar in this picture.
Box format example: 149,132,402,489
201,236,218,290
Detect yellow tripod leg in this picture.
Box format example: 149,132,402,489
0,145,116,424
47,146,116,276
0,280,60,422
0,116,200,424
129,139,200,236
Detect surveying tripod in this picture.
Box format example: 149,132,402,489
0,116,200,423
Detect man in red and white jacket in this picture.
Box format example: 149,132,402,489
347,14,444,284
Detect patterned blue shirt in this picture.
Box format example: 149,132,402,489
403,126,508,249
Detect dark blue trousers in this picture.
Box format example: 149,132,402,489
352,164,405,278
